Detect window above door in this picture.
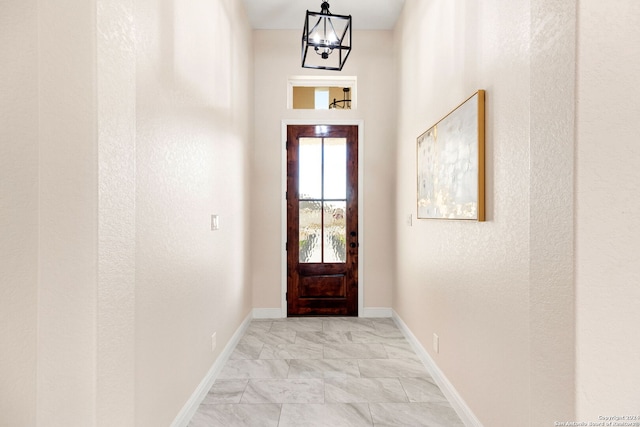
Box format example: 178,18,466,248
288,76,357,110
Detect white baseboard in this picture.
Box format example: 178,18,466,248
252,308,284,319
170,311,253,427
392,311,484,427
361,307,393,318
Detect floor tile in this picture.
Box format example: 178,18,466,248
358,358,428,378
383,342,420,359
200,379,248,404
218,359,290,379
371,317,397,326
270,318,323,332
288,359,361,379
322,319,377,332
246,320,273,333
295,331,353,345
259,343,324,360
369,402,465,426
399,377,449,403
241,378,324,404
188,403,281,427
348,330,406,344
244,329,297,346
324,343,388,359
188,318,466,427
325,377,408,403
279,403,373,427
230,337,264,360
372,318,402,333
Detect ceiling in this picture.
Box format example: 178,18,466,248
241,0,406,30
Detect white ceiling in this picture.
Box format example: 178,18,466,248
241,0,405,30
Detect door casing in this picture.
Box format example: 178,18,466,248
280,119,364,318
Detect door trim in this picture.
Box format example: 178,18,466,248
281,119,364,317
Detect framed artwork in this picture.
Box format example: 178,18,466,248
417,90,485,221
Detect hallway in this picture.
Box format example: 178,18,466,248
3,0,639,424
188,317,464,426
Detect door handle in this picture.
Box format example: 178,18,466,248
350,242,357,248
350,231,357,237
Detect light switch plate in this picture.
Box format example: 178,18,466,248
211,214,219,231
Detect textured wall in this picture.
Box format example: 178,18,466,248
134,0,253,425
37,0,99,424
251,30,397,312
2,1,100,424
529,0,576,423
0,0,253,425
0,1,39,425
394,0,576,424
575,0,640,418
96,0,136,425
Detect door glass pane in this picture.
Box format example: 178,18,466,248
323,138,347,199
324,201,346,262
299,200,322,263
299,138,322,199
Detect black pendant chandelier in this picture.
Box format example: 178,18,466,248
301,2,352,71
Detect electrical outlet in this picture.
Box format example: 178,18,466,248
211,332,217,352
211,214,220,231
433,333,439,354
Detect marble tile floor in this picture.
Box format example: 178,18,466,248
188,317,465,427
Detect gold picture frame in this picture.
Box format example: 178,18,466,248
417,90,485,221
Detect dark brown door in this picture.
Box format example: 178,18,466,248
287,125,358,316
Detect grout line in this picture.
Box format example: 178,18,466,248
239,379,250,405
397,376,411,403
276,403,283,427
366,403,375,426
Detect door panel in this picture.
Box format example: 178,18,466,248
287,125,358,316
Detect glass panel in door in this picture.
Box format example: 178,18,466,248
298,137,347,264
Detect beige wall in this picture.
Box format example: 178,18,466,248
37,0,100,424
134,0,253,424
251,30,396,312
528,0,577,422
0,0,253,425
396,0,640,424
96,1,136,424
0,1,39,425
394,0,575,425
575,0,640,418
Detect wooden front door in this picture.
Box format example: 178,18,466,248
287,125,358,316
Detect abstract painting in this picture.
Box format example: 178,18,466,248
417,90,485,221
